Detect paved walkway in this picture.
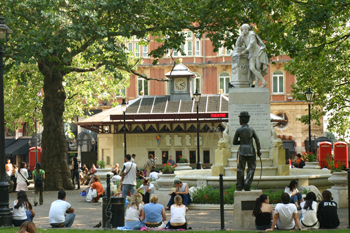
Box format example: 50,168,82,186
8,185,350,231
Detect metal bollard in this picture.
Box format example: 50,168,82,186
105,174,112,229
219,174,225,231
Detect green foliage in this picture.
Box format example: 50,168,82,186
178,157,188,163
97,160,105,169
162,164,175,174
306,152,316,162
325,154,343,173
263,188,284,205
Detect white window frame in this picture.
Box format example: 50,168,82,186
219,71,230,94
192,72,201,93
127,42,133,53
138,76,149,96
195,40,201,56
135,43,140,57
272,70,284,94
143,45,148,58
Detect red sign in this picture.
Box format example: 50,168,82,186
210,113,228,118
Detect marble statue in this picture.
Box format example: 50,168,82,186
235,24,269,87
218,122,230,149
270,122,283,148
232,111,261,191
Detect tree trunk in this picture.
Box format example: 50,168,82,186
38,60,74,190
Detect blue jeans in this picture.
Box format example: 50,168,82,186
13,210,34,226
122,184,136,198
50,213,76,228
167,193,191,207
256,222,272,230
290,193,302,203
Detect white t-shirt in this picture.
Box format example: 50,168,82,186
275,203,298,230
300,201,319,227
15,168,28,183
284,187,299,197
140,183,155,194
122,161,137,185
149,172,159,180
111,175,122,182
170,205,186,223
49,200,72,224
125,203,143,221
12,201,27,220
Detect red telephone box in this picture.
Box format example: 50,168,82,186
318,141,332,168
334,141,348,169
28,147,42,171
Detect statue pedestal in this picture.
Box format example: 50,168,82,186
212,148,230,176
231,48,250,88
233,190,262,229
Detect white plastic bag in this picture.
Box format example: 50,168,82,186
86,188,97,202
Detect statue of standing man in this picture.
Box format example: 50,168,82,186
233,111,261,191
235,24,269,87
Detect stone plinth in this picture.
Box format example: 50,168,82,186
304,162,321,169
228,88,271,150
212,148,230,176
233,190,262,229
175,163,192,171
328,172,348,208
231,48,250,88
154,174,176,207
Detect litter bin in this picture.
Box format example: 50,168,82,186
102,196,125,228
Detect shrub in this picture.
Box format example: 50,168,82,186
306,152,316,162
162,163,175,174
97,160,106,169
178,156,188,163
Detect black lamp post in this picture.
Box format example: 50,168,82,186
193,89,201,169
305,87,314,153
121,99,127,157
0,15,13,227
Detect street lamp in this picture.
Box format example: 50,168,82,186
121,99,127,157
0,15,13,226
34,107,38,165
193,89,201,169
305,87,314,153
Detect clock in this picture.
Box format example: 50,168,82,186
174,78,187,91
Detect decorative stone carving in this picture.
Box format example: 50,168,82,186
174,135,182,146
218,122,230,149
270,122,283,148
165,135,171,146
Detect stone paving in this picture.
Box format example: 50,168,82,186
8,184,350,231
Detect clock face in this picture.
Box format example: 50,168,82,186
174,78,187,91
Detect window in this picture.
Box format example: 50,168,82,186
170,31,200,57
195,40,200,56
162,151,169,164
143,45,148,58
135,44,140,57
189,151,196,164
219,71,230,94
203,150,210,164
192,72,201,93
138,75,149,95
127,42,133,52
273,71,284,93
176,151,182,163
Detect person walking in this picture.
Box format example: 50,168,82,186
32,162,45,206
71,157,80,189
15,162,29,192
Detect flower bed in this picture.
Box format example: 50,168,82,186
192,186,292,205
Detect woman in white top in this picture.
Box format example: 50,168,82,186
284,180,302,209
169,195,187,229
15,162,29,191
300,192,319,229
117,193,144,230
12,191,35,226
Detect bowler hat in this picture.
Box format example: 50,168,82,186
239,111,250,117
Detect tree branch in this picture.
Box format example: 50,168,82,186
65,62,104,74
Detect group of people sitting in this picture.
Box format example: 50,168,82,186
253,180,340,231
117,193,188,230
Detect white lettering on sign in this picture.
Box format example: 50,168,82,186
194,136,202,146
185,135,192,146
165,135,171,146
174,135,182,146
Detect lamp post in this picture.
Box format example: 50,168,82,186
0,15,13,226
193,89,201,169
305,87,314,153
34,107,38,164
121,99,127,157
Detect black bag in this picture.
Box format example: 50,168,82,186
19,171,30,186
299,160,305,168
34,170,43,187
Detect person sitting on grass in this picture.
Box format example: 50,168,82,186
142,195,166,230
49,190,75,228
18,221,36,233
300,192,319,229
136,178,155,204
12,191,35,227
252,194,273,230
168,195,188,229
284,180,302,209
265,193,305,231
317,190,340,229
117,193,144,230
166,179,190,210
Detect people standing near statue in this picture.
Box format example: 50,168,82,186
32,162,45,206
235,24,268,87
121,154,137,198
233,111,261,191
166,156,176,166
146,154,156,177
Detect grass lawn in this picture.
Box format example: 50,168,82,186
2,229,350,233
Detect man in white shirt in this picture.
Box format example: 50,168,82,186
121,154,137,198
149,169,159,180
136,178,155,203
266,193,303,231
49,190,75,228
